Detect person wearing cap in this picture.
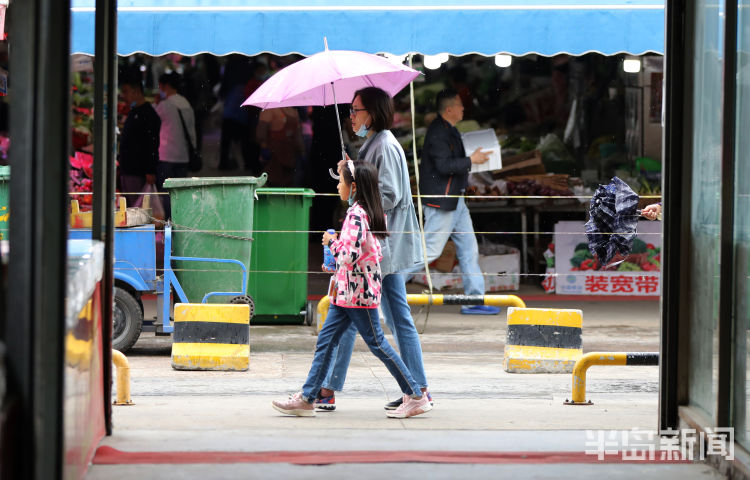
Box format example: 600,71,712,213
315,87,431,413
419,88,499,315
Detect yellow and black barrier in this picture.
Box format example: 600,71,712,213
503,307,583,373
315,293,526,332
171,303,251,371
564,352,659,405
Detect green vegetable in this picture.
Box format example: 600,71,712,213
570,249,593,268
631,238,648,254
574,243,589,253
617,262,642,272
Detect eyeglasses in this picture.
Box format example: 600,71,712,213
350,107,367,116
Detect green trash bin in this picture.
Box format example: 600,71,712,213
163,174,267,305
0,165,9,241
249,188,315,325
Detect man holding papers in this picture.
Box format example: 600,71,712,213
419,89,500,315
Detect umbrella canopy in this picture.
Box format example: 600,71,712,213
585,176,640,266
243,49,420,109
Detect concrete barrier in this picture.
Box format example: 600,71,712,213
503,307,583,373
171,303,251,371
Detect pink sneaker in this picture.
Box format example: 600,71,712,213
386,393,432,418
272,392,315,417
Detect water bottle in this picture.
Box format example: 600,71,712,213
323,229,336,272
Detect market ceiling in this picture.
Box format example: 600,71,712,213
71,0,664,57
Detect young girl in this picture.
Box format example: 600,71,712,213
271,160,432,418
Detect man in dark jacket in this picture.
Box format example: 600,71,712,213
419,88,499,314
118,76,160,208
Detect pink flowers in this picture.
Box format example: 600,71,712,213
69,151,93,208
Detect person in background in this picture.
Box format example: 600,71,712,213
641,202,662,220
118,75,160,208
155,72,196,219
271,161,432,419
256,106,304,187
419,88,499,315
218,55,253,172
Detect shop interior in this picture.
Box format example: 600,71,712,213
5,49,665,287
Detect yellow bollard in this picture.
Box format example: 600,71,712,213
112,349,134,406
315,294,526,332
566,352,629,405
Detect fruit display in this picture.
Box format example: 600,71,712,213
506,178,573,197
70,70,95,209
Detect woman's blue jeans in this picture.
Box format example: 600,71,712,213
320,273,428,392
301,304,421,403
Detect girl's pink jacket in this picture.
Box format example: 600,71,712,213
329,202,383,308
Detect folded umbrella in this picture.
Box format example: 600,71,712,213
585,176,640,266
242,39,420,164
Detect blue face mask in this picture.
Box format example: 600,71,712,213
347,187,356,206
355,123,369,138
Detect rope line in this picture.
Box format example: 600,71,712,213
67,191,663,200
113,266,659,277
80,228,662,236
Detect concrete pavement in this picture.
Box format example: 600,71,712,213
86,289,725,479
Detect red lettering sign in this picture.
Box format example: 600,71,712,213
611,275,635,293
635,275,659,294
585,275,609,293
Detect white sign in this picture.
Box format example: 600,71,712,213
461,128,502,173
554,220,661,296
71,55,94,73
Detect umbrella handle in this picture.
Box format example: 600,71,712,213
330,82,347,163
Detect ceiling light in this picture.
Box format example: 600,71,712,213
623,58,641,73
494,54,512,68
423,54,444,70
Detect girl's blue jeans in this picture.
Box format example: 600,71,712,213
320,273,428,393
301,303,421,403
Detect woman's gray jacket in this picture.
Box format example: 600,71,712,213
358,130,423,274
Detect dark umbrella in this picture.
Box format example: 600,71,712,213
585,176,641,266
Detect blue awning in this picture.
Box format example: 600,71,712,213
71,0,664,57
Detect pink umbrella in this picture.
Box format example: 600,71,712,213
242,41,420,162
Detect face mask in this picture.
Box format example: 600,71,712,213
355,123,369,138
130,101,137,108
159,91,166,100
347,187,356,206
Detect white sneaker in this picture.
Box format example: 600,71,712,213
385,393,432,418
272,392,315,417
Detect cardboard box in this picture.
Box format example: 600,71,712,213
411,249,520,292
491,150,545,178
430,239,457,272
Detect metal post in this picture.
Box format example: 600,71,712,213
716,0,738,430
5,0,71,477
92,0,117,435
660,0,694,432
566,352,659,405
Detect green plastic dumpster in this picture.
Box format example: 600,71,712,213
0,165,9,240
249,188,315,325
163,174,267,305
